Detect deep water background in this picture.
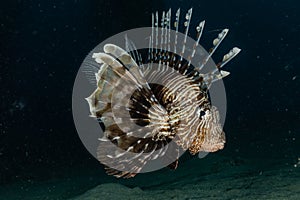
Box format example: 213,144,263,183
1,0,299,199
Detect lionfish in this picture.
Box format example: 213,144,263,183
85,8,240,178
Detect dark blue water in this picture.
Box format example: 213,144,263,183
1,0,299,199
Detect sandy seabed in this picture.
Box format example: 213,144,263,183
71,158,300,200
1,154,299,200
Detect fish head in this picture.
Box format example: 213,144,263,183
189,106,226,154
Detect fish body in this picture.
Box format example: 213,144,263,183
85,8,241,178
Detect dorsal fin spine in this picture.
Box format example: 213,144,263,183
199,28,229,70
155,12,159,56
188,20,205,66
180,8,193,64
174,8,180,55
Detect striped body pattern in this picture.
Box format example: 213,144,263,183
85,8,241,178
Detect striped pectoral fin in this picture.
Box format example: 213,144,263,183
95,64,120,89
103,44,150,89
85,88,112,118
97,139,147,178
92,50,157,107
92,52,138,85
98,142,162,178
97,121,169,178
85,64,122,117
95,44,162,107
104,166,137,178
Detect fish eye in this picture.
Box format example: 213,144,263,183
197,107,206,118
200,110,206,117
